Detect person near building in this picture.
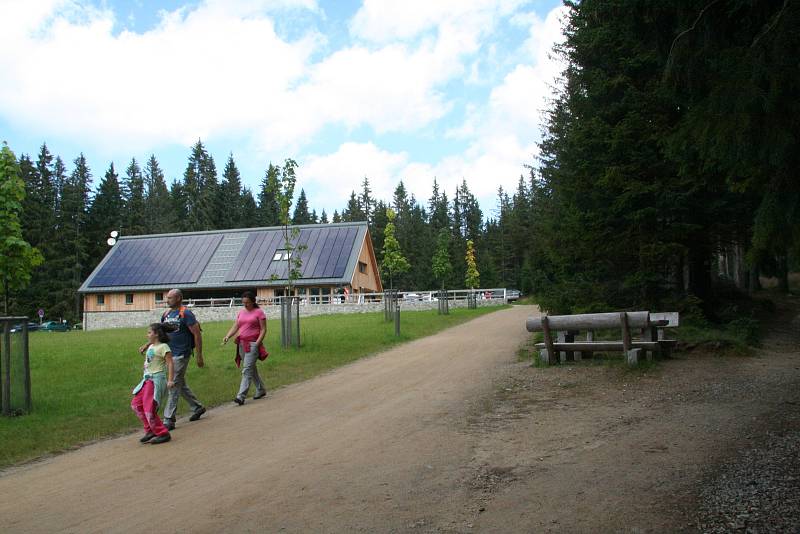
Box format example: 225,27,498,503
131,323,174,444
222,290,268,405
155,288,206,430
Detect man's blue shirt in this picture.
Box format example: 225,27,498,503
162,308,197,358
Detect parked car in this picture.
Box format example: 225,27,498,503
507,289,521,301
9,322,39,333
40,320,70,332
402,292,423,301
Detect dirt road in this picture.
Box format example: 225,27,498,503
0,306,533,533
1,302,798,533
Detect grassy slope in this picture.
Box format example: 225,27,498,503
0,306,503,469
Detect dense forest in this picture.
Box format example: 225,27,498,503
1,0,798,323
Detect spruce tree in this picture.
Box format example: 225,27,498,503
428,178,450,234
258,163,281,227
86,163,123,271
123,158,147,236
665,0,800,293
359,176,374,224
219,153,243,229
371,201,388,267
239,187,259,228
534,1,726,313
342,191,364,222
143,155,175,234
292,189,313,225
182,140,217,231
50,154,92,319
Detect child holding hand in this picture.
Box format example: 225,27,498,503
132,323,175,444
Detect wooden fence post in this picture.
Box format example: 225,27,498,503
541,316,555,365
2,322,10,415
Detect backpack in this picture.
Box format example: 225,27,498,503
161,306,201,349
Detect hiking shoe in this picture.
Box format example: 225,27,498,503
165,420,175,431
253,391,267,400
189,406,206,421
234,397,245,406
150,433,171,444
139,432,156,443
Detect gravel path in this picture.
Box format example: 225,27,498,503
692,302,800,533
695,426,800,533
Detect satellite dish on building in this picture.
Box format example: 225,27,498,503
107,237,117,246
110,230,119,238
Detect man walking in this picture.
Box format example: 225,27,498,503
160,288,206,430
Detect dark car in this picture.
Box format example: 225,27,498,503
9,322,39,333
40,321,70,332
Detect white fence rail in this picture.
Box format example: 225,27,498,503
172,288,510,308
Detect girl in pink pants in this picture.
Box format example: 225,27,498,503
132,323,175,444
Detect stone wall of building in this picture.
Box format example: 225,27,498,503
82,298,506,331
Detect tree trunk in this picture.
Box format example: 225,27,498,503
733,241,747,291
778,253,790,293
688,238,713,316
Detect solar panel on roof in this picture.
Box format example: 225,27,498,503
88,234,223,287
225,226,360,282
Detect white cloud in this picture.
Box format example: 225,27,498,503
350,0,524,44
0,0,482,158
0,0,320,153
301,5,568,217
300,142,410,214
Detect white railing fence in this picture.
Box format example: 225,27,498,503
167,288,509,308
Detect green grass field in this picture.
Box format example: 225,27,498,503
0,306,503,469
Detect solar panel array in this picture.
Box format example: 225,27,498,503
226,226,359,282
88,234,223,287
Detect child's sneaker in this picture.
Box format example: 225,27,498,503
150,433,171,444
139,432,156,443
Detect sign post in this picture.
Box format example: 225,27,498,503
37,309,44,324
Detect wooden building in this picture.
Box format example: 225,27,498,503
78,222,382,314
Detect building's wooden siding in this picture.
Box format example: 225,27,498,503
350,232,382,293
257,287,275,300
84,292,155,312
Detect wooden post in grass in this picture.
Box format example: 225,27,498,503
2,321,10,415
294,296,301,348
280,298,286,348
22,320,31,412
394,298,401,337
281,297,297,349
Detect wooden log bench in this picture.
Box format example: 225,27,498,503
525,311,679,366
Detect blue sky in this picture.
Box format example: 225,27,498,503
0,0,566,218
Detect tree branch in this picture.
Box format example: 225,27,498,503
665,0,722,70
751,0,790,49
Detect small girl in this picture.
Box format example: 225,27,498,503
132,323,175,444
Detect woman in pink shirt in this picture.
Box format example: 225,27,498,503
222,291,268,405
